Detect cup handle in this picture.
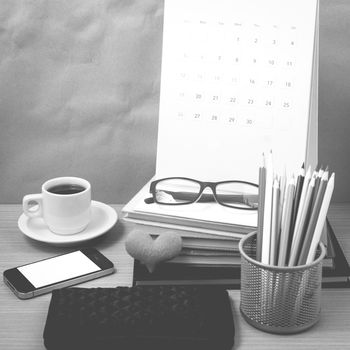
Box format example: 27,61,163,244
23,194,43,218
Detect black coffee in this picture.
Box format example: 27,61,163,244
48,184,86,195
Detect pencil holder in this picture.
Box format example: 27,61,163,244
239,231,326,334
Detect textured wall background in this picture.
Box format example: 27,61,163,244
0,0,349,204
318,0,350,202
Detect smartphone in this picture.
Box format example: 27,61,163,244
3,248,115,299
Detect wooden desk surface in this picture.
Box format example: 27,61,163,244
0,204,349,350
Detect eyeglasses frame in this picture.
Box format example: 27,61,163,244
149,177,259,210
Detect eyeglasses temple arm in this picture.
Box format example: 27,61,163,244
159,191,253,203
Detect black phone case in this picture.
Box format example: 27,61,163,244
43,285,235,350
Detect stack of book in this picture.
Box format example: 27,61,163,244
151,230,241,267
123,178,255,281
133,219,350,288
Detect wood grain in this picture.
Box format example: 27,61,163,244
0,204,349,349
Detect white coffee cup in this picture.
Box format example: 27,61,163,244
22,177,91,235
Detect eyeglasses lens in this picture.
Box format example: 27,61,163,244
154,179,201,204
215,182,258,208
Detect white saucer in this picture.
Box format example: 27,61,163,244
18,201,118,246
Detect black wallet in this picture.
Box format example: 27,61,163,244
43,285,234,350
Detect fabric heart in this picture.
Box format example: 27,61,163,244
125,230,182,272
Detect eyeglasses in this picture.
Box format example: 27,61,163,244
144,177,259,210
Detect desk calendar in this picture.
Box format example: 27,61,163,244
156,0,319,182
123,0,319,231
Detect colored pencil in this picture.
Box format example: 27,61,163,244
278,177,295,266
256,154,266,262
291,167,312,250
306,173,335,264
261,151,273,264
288,175,315,266
269,178,280,265
298,171,328,265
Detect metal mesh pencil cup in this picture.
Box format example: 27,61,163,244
239,231,326,334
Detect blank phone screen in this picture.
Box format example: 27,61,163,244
18,251,101,288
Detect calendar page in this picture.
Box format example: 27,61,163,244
156,0,318,183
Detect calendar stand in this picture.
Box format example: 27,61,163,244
123,0,319,236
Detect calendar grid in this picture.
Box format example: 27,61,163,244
171,18,298,130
